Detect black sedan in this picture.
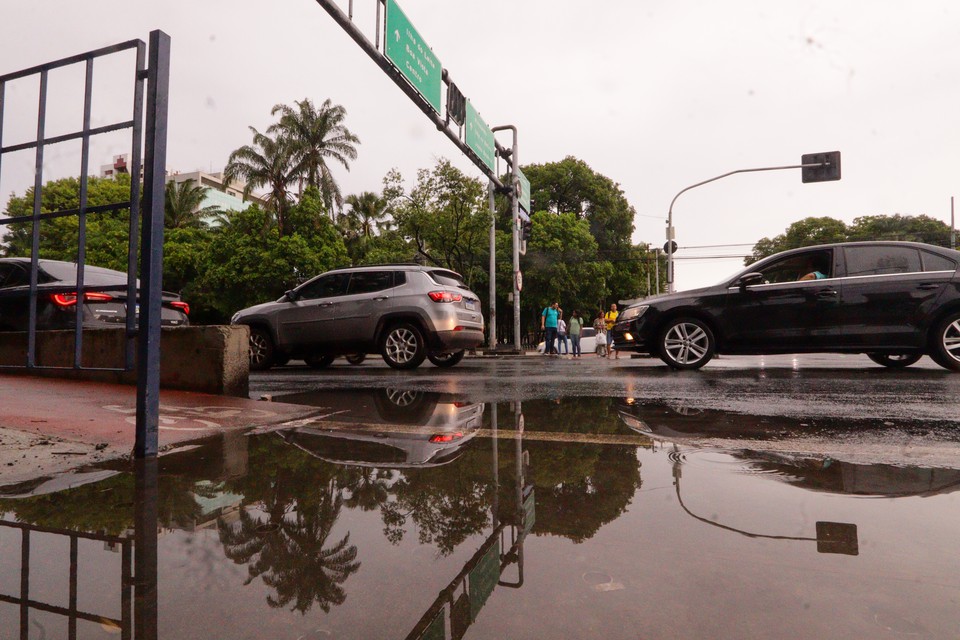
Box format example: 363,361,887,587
611,241,960,371
0,258,189,331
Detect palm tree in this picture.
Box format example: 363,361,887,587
343,191,389,239
164,179,220,229
223,127,297,236
269,98,360,218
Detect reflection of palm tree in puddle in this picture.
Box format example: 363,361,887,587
218,480,360,613
342,467,392,511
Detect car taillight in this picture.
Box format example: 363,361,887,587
170,301,190,315
428,291,463,303
430,432,464,444
49,292,114,308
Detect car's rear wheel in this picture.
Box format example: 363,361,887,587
427,350,465,368
304,353,335,369
867,353,922,368
382,322,427,370
345,353,367,365
657,317,715,370
929,312,960,371
248,327,276,371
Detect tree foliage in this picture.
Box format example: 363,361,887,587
748,214,952,264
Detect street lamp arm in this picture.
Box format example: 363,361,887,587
668,163,822,218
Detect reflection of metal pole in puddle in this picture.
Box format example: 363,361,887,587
670,446,858,555
491,402,499,529
134,457,159,639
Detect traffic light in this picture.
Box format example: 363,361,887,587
521,219,532,241
801,151,841,183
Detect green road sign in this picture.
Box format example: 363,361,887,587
517,167,531,214
384,0,442,113
466,100,495,172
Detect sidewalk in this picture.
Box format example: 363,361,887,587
0,374,315,487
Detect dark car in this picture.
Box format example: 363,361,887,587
0,258,190,331
611,241,960,371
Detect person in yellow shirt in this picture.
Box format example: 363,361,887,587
604,303,619,360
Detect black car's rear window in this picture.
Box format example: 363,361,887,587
39,261,129,285
921,250,957,273
428,270,466,288
845,246,922,276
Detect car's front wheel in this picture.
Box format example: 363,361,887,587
657,317,715,370
929,312,960,371
867,353,922,368
427,350,465,367
382,323,427,370
248,327,276,371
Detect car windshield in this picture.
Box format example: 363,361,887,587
428,270,467,288
40,261,130,285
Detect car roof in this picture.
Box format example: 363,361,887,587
324,264,465,278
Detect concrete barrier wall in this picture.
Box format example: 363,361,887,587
0,325,250,397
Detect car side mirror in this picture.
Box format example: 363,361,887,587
283,289,298,302
738,272,765,288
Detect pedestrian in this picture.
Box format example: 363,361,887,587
593,311,607,357
557,314,569,355
568,310,584,358
604,303,620,360
541,301,560,355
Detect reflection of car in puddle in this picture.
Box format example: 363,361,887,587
617,398,960,498
272,389,484,468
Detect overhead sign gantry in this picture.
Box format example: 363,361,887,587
313,0,529,350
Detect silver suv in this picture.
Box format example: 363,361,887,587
231,264,485,371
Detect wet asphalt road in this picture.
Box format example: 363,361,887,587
251,351,960,424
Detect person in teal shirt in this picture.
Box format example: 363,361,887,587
541,301,560,355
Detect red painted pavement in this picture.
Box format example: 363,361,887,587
0,375,315,450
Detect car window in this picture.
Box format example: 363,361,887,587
845,246,921,277
297,273,350,300
755,249,833,284
393,271,406,286
921,250,957,273
0,263,27,288
347,271,394,295
428,270,466,288
581,327,596,338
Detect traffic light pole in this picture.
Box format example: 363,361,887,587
666,154,839,293
488,181,497,350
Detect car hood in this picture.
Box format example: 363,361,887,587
625,285,718,309
233,300,280,319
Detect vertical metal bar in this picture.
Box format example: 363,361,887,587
488,181,496,350
348,0,353,20
127,42,147,372
74,57,95,368
951,196,955,250
20,528,29,640
135,30,169,458
69,535,79,640
510,138,521,351
490,402,499,529
121,540,132,640
375,0,382,50
27,70,48,368
0,80,6,178
134,457,159,640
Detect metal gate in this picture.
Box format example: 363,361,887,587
0,31,169,456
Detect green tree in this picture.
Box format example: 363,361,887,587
747,214,952,264
223,127,297,236
747,216,849,264
164,179,220,229
270,98,360,217
386,159,489,286
195,191,348,318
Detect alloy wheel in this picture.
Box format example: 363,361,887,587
941,318,960,364
661,320,713,368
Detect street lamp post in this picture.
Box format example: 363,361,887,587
666,152,841,293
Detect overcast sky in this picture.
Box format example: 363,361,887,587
2,0,958,290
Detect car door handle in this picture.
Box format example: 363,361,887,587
319,302,337,308
918,283,941,290
373,296,389,301
816,288,839,300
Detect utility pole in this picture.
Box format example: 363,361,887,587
951,196,956,250
493,125,522,351
488,181,497,349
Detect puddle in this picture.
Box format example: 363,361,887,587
1,394,958,639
